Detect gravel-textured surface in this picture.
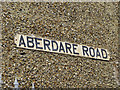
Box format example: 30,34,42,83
1,2,119,88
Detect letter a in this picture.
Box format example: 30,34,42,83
19,35,26,47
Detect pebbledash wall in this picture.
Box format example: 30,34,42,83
0,2,119,88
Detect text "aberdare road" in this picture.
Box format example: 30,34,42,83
15,34,110,60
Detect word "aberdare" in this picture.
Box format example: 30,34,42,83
15,34,110,60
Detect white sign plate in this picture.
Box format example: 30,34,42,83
14,34,110,60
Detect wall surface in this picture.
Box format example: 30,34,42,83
1,2,119,88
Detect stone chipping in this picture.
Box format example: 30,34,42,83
0,2,119,88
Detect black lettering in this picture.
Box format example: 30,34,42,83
73,44,79,55
27,36,34,48
89,47,95,57
65,43,72,54
51,40,58,51
82,46,89,56
19,35,26,47
59,42,65,53
96,48,101,58
35,38,43,49
101,49,108,59
43,39,51,51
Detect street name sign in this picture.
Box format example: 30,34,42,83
15,34,110,60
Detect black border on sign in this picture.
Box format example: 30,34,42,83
15,46,109,62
